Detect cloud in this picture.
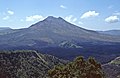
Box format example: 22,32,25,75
7,10,14,15
78,21,83,25
65,15,77,24
3,16,10,20
26,15,44,22
105,16,119,23
2,10,14,20
65,15,84,26
60,5,67,9
81,11,99,19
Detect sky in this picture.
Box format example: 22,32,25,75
0,0,120,31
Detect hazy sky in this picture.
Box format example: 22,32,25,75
0,0,120,30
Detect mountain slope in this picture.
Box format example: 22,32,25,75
0,27,11,31
0,50,67,78
99,30,120,36
103,56,120,78
0,27,16,35
0,50,119,78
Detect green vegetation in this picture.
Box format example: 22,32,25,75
48,56,105,78
0,50,105,78
0,50,67,78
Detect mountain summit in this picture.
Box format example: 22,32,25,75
29,16,72,29
44,16,65,21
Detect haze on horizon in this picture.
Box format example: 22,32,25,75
0,0,120,31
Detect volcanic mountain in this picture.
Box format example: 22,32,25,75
0,16,120,63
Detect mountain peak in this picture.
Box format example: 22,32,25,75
29,16,68,28
44,16,65,22
46,16,57,19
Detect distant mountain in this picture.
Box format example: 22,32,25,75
0,27,11,30
0,27,16,35
99,30,120,36
0,16,120,63
0,50,67,78
103,56,120,78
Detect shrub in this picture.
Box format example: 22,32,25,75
48,56,105,78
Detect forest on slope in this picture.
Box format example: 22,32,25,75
0,50,110,78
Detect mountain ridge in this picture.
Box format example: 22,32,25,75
99,30,120,36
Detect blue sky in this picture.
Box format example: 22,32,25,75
0,0,120,30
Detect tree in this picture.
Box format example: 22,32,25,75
48,56,105,78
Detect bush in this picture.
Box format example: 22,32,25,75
48,56,105,78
